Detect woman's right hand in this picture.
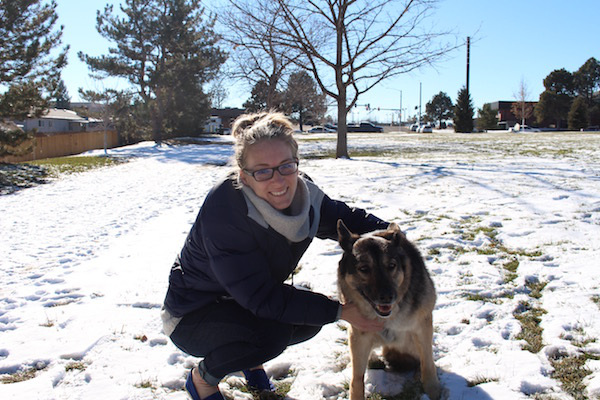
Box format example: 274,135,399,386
340,303,385,332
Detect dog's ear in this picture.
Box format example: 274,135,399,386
388,222,406,246
337,219,358,252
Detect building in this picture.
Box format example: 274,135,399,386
204,108,245,134
489,101,538,129
16,108,103,133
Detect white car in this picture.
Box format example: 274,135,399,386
510,124,541,133
308,126,336,133
418,124,433,133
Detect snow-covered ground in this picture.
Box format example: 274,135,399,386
1,131,600,399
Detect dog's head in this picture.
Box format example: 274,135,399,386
337,220,410,318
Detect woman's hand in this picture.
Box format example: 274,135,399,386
340,303,385,332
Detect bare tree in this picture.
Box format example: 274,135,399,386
220,1,299,109
512,78,533,127
208,76,229,109
268,0,455,157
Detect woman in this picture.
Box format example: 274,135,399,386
162,111,388,400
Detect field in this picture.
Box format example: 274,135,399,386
1,130,600,399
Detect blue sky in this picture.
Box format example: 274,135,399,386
57,0,599,123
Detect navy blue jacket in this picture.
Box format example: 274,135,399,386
163,175,388,327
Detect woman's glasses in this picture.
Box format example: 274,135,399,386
243,159,299,182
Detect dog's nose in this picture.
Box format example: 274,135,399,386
378,291,395,305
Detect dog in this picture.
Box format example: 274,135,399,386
337,220,440,400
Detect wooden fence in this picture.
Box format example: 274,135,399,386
0,130,119,163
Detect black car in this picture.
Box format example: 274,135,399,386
346,122,384,132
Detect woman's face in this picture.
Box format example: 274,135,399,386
240,139,298,210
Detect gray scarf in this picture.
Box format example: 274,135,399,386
240,176,325,242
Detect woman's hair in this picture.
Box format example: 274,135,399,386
231,111,299,169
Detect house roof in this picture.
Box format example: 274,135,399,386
41,108,87,121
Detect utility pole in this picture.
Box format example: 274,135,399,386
418,82,422,126
399,90,402,125
466,37,470,97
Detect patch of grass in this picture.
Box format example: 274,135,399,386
591,295,600,309
513,301,546,353
467,375,499,387
550,354,593,400
0,366,41,384
463,292,502,304
65,361,87,372
135,378,156,389
502,257,519,283
527,280,548,300
1,155,128,195
368,379,424,400
29,155,127,177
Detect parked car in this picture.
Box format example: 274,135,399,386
510,124,541,133
347,122,384,132
308,125,336,133
418,124,433,133
324,123,338,131
410,123,420,132
581,125,599,131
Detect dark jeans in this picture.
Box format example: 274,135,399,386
170,300,322,386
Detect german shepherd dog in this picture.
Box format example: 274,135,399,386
337,220,441,400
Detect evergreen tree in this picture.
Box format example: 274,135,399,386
243,80,282,112
568,97,588,130
425,92,453,128
79,0,226,141
454,87,474,133
282,71,327,131
477,103,498,131
535,69,574,128
54,80,71,109
0,0,67,157
573,57,600,106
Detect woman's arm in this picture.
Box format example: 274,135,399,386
316,194,389,240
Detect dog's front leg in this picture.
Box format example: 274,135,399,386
413,315,441,400
348,328,376,400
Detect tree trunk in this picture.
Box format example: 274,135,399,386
336,105,348,158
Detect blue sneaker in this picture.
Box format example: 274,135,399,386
185,369,224,400
243,368,276,392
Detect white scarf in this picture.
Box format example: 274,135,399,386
240,176,325,242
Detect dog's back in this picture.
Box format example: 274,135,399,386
337,220,440,400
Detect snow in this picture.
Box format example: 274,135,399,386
1,131,600,399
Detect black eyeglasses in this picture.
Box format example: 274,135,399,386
243,159,299,182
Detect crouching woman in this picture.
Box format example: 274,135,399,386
161,111,387,399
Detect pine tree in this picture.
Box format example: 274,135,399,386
454,87,474,133
79,0,226,141
54,80,71,110
477,103,498,131
0,0,68,157
568,97,589,130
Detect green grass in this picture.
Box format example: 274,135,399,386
28,155,127,177
1,155,128,195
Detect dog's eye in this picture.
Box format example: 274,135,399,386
357,265,370,274
389,260,398,270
